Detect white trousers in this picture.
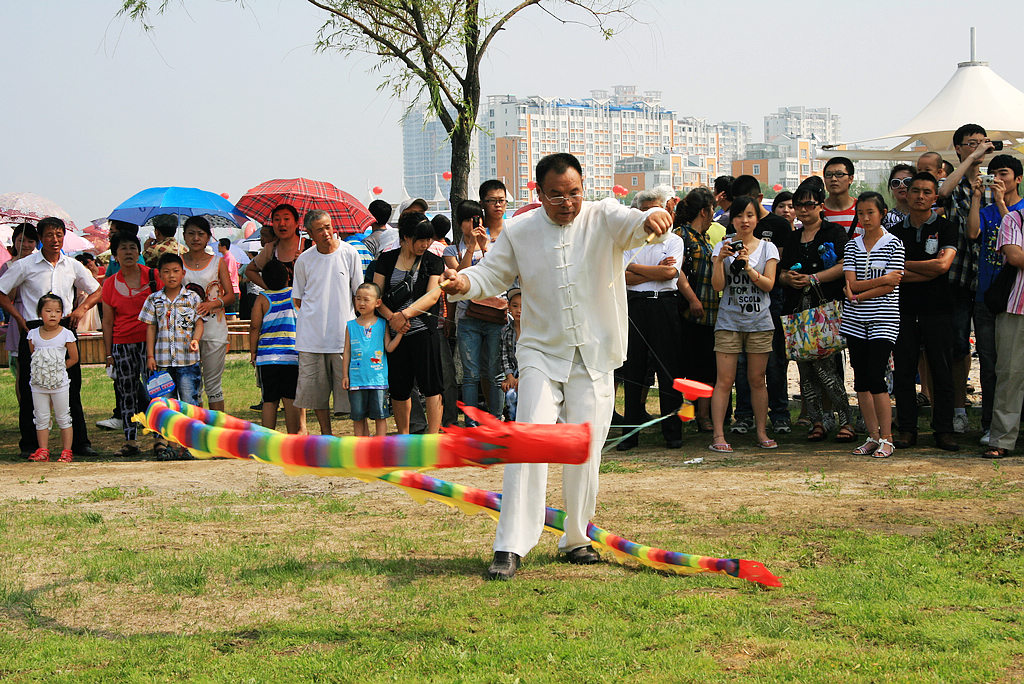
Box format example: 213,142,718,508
32,389,72,431
493,351,614,557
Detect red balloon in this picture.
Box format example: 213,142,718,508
372,186,384,195
772,184,783,192
220,192,230,199
442,171,453,181
526,181,537,190
613,185,628,196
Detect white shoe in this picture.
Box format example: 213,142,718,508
96,417,123,430
953,413,969,434
980,430,991,446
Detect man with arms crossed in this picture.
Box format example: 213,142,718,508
442,153,672,580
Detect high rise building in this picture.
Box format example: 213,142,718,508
401,105,479,206
764,106,841,145
477,86,676,202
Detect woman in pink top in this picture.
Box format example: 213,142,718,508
101,234,161,456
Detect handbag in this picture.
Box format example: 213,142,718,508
383,256,420,311
983,210,1021,314
466,296,508,324
984,264,1018,314
781,283,845,361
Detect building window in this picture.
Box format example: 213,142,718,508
752,163,761,175
631,176,638,186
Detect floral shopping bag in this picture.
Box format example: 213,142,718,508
781,299,845,361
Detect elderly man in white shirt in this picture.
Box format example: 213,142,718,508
0,217,102,458
618,187,686,451
442,153,672,580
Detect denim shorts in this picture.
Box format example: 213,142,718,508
161,363,202,407
349,388,389,421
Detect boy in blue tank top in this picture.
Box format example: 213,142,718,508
249,260,302,434
343,282,402,436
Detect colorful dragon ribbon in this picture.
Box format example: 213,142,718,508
135,398,590,474
134,399,782,588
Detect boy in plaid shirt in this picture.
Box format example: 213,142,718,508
139,253,204,412
500,287,522,421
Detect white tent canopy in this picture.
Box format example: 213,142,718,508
822,39,1024,163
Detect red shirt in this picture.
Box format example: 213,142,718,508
823,202,857,234
101,265,162,344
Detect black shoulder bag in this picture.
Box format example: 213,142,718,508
383,256,421,311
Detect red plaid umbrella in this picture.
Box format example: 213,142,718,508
235,178,374,235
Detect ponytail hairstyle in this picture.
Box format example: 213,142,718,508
674,187,715,228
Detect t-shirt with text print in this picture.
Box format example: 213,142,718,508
712,239,779,333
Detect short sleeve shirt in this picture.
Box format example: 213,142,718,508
995,210,1024,315
977,201,1024,300
890,213,957,313
138,289,202,367
712,239,779,332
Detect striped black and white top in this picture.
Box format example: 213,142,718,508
840,232,905,342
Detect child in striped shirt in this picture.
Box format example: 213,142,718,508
249,259,302,433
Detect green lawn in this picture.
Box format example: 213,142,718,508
0,361,1021,681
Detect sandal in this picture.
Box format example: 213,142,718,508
982,447,1010,459
28,448,50,462
873,438,895,459
758,438,778,449
834,424,857,443
57,449,74,463
807,424,826,442
795,417,812,428
114,442,141,458
708,441,733,453
852,438,880,455
697,418,714,433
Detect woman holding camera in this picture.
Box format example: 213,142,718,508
779,177,853,442
709,195,780,452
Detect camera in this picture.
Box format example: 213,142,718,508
980,174,996,187
992,140,1004,151
729,239,746,273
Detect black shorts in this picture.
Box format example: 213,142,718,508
258,364,298,403
387,329,443,400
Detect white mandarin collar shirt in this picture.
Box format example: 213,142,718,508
0,250,99,321
451,198,663,381
623,232,684,293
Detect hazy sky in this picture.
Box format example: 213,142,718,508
5,1,1023,225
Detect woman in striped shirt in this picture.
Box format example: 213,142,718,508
841,192,905,458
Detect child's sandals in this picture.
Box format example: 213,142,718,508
57,449,74,463
29,448,50,462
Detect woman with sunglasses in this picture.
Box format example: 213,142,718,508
883,164,916,229
779,177,855,443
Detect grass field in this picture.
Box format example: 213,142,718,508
0,359,1022,682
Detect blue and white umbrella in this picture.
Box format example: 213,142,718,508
108,186,248,227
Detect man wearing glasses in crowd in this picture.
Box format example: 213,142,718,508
480,179,509,238
937,124,998,434
442,152,672,581
822,156,859,236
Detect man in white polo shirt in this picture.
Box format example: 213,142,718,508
442,153,672,580
617,186,685,451
0,217,101,458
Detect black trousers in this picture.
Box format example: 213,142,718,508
893,308,954,434
621,294,682,442
18,319,92,453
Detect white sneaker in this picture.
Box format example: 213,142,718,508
96,417,123,431
953,413,969,434
980,430,991,446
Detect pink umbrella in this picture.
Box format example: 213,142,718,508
0,192,77,231
62,232,94,252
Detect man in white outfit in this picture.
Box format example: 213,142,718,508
442,153,672,579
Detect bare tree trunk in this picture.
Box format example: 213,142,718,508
449,120,472,210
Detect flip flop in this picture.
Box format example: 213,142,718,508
758,438,778,449
708,442,733,453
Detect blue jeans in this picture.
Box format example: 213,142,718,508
457,316,504,421
161,363,202,407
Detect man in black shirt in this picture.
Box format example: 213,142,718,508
727,176,793,434
890,172,959,451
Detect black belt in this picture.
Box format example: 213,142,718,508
627,290,678,299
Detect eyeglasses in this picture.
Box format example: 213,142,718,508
889,177,913,189
540,191,584,206
793,200,820,208
482,198,507,206
823,171,851,179
957,139,989,148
